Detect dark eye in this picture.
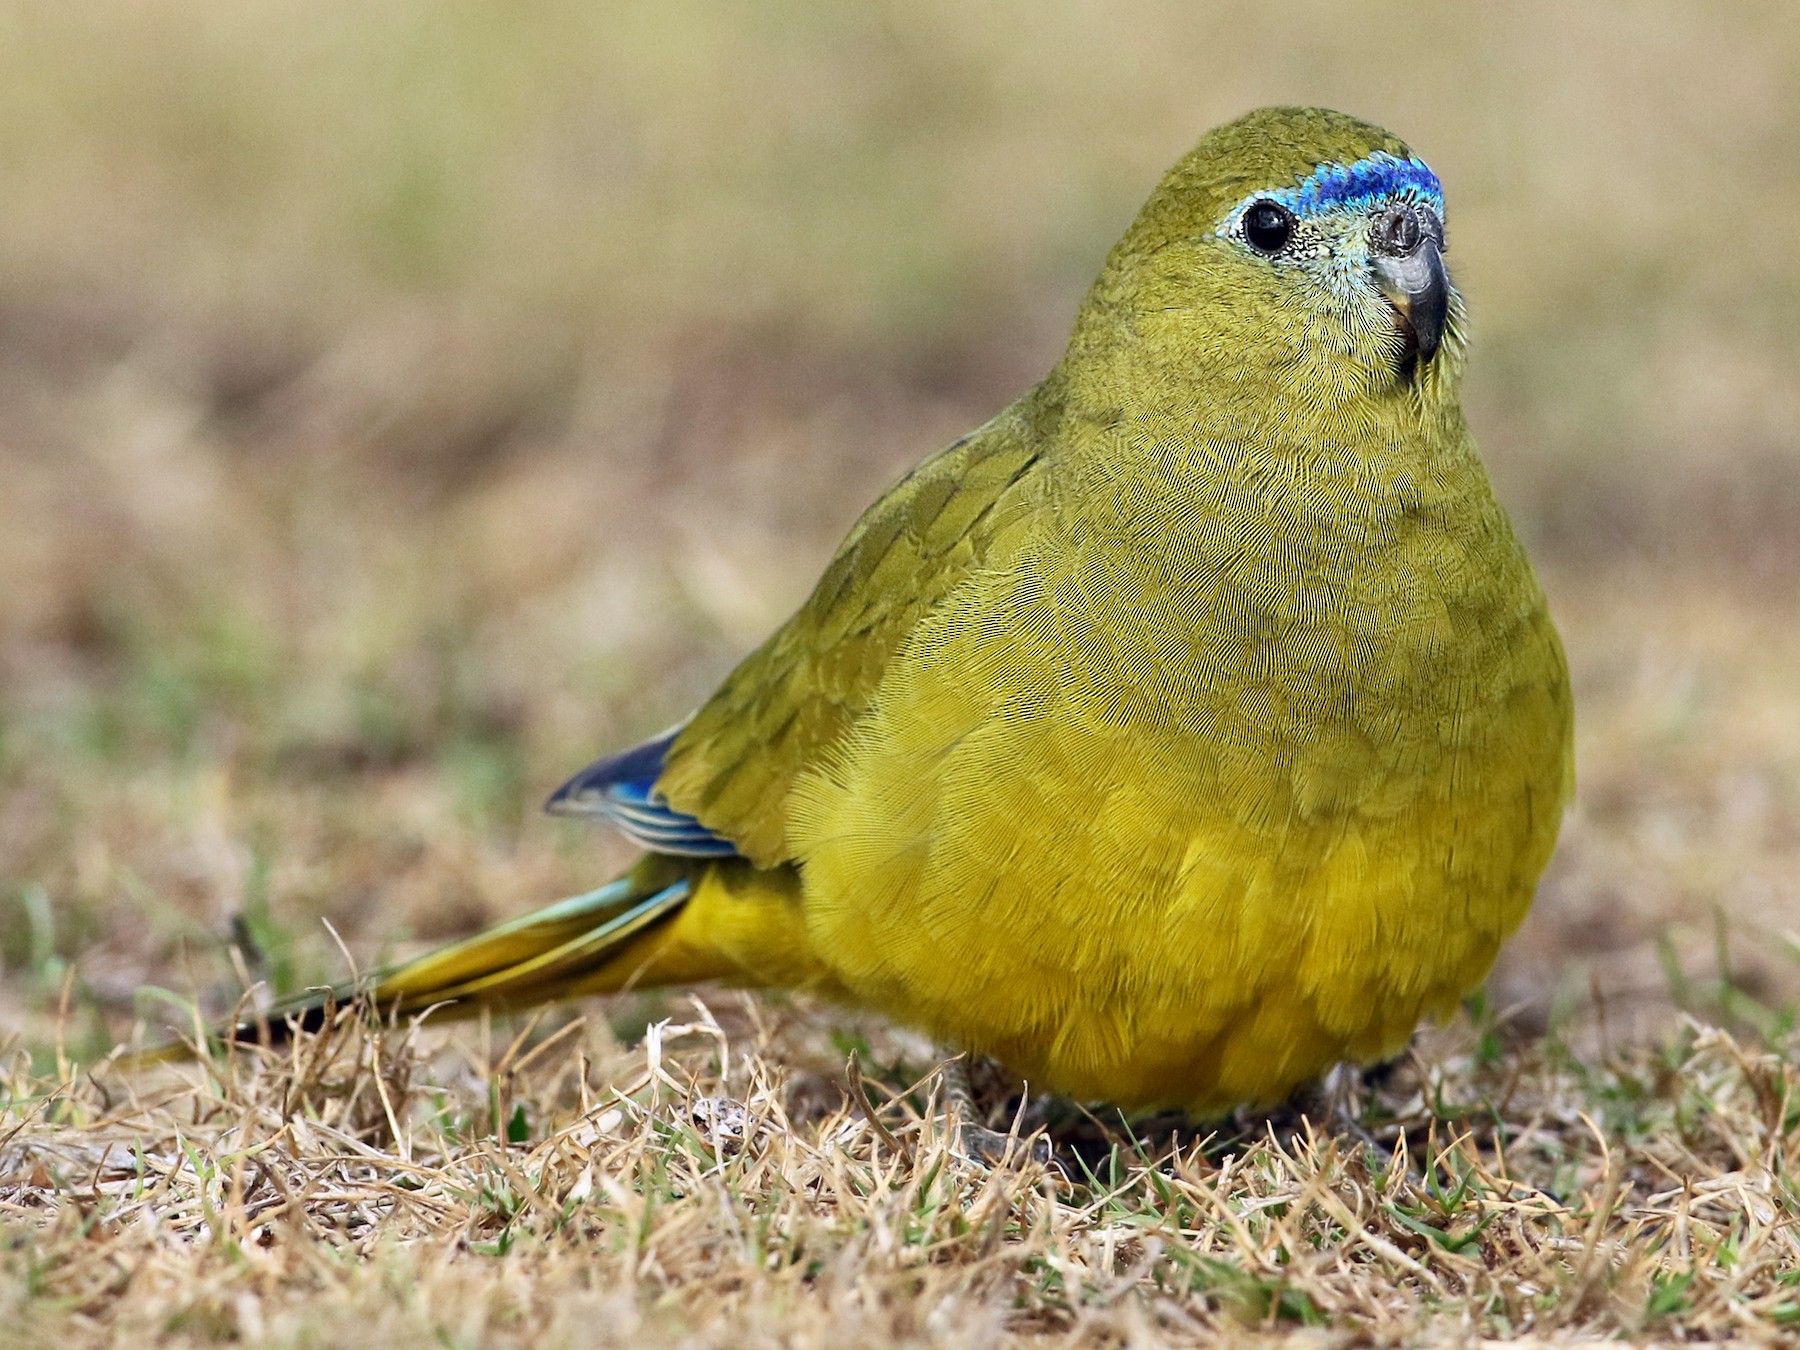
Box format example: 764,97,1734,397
1242,200,1295,255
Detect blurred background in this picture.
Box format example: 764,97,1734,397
3,0,1798,1055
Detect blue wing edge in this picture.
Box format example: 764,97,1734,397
544,723,740,859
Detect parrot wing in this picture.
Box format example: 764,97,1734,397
651,402,1051,867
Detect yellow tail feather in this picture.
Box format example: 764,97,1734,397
125,856,834,1066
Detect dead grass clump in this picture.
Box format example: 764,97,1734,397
3,1000,1799,1345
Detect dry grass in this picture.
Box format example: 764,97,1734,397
10,1002,1800,1346
6,1,1800,1343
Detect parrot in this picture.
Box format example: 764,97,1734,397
166,106,1573,1116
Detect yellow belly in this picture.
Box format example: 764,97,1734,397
790,732,1549,1113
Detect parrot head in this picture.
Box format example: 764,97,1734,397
1068,107,1466,416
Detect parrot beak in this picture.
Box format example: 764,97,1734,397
1370,202,1448,365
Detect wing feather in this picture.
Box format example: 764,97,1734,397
654,399,1053,865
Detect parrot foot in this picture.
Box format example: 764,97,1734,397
1291,1061,1392,1163
939,1054,1055,1168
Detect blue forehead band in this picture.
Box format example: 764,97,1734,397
1265,151,1442,219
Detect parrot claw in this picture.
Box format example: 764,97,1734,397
951,1121,1055,1169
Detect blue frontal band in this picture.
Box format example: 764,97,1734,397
1269,151,1442,219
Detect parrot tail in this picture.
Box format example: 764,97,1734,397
128,856,707,1065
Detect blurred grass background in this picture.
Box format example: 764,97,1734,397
3,0,1799,1053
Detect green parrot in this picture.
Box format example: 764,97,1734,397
163,106,1572,1116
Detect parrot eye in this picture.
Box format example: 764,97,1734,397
1242,200,1296,255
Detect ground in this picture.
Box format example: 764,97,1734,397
5,4,1800,1344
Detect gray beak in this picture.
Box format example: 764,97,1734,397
1370,202,1448,363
